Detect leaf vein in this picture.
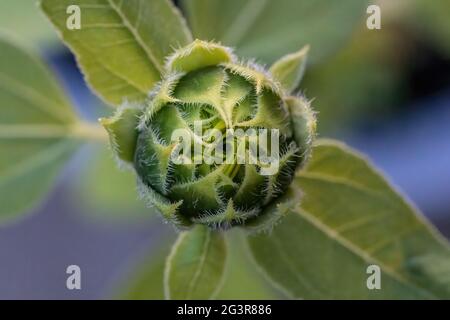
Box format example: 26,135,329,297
296,207,437,298
107,0,163,74
186,229,211,299
0,72,69,123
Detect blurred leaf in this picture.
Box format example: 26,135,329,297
40,0,193,106
409,0,450,57
301,0,449,134
122,253,166,300
0,34,84,223
119,234,175,300
165,226,227,299
247,139,450,299
215,229,280,299
181,0,368,64
269,45,309,94
0,0,58,48
303,27,407,133
74,145,153,223
118,229,277,300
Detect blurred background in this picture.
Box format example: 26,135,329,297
0,0,449,299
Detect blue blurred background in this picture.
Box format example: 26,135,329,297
0,0,449,299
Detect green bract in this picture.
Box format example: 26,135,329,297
101,40,315,230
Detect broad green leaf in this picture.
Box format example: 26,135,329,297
247,139,450,299
119,229,277,300
269,45,309,94
73,145,153,224
121,251,166,300
181,0,368,64
302,27,405,133
0,0,58,48
40,0,193,106
0,34,88,222
216,229,280,299
118,232,176,300
165,225,227,299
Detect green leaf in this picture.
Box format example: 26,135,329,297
216,229,281,299
285,95,316,167
118,229,278,300
0,34,88,223
121,251,167,300
117,232,176,300
408,0,450,57
247,139,450,299
100,102,142,165
181,0,368,64
40,0,193,106
301,27,401,133
165,225,227,299
166,39,235,73
0,0,58,48
72,145,153,223
269,45,309,94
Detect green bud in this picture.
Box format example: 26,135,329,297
101,40,316,230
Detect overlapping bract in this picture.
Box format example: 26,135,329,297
101,40,315,230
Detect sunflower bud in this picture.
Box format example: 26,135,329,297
101,40,315,230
